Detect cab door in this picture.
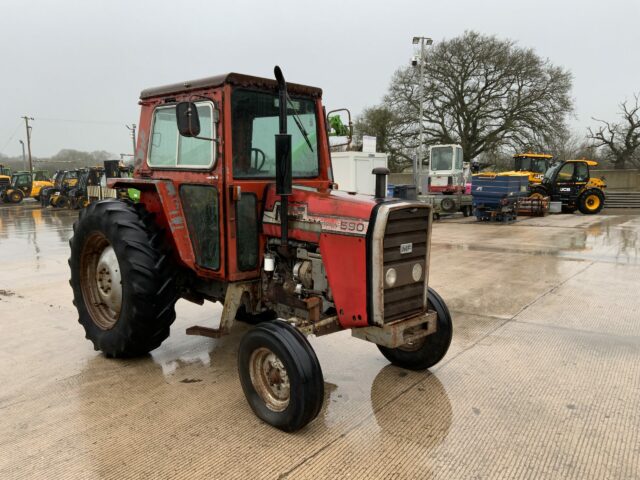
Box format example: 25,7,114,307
554,162,584,205
147,99,225,277
14,173,33,196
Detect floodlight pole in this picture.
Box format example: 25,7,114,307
411,36,433,194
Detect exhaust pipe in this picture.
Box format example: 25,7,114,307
274,66,292,246
373,167,390,200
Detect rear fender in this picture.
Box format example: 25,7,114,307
108,178,199,273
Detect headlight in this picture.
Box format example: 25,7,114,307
412,263,423,282
385,268,397,287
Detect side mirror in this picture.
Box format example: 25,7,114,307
326,108,353,148
176,102,201,137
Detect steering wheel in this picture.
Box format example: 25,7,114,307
250,148,266,171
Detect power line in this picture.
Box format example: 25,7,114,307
0,120,24,153
34,117,128,126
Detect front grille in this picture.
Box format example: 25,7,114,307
0,178,9,187
382,207,429,323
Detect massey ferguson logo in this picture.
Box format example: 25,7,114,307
400,243,413,254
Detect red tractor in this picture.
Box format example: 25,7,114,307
69,67,452,431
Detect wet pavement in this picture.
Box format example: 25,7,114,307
0,201,639,479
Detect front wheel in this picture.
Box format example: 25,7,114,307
69,200,178,357
238,320,324,431
55,195,69,208
378,287,453,370
578,190,604,214
9,189,24,204
529,186,547,199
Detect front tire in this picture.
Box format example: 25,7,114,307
441,197,455,212
69,200,178,357
9,189,24,204
238,320,324,431
56,195,69,208
529,186,547,199
378,287,453,371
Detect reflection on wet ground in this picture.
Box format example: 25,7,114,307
1,202,639,479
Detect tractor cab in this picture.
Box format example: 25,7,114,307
504,152,553,185
426,144,465,194
536,159,606,214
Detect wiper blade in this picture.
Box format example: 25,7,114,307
287,95,313,152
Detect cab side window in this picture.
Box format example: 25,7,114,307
148,103,215,168
557,163,574,182
15,174,31,187
575,163,589,182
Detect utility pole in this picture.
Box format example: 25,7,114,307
411,36,433,194
126,124,137,159
19,140,27,170
21,116,34,175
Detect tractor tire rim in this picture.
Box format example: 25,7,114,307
249,347,290,412
586,195,600,209
80,233,122,330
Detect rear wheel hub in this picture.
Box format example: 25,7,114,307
80,234,122,330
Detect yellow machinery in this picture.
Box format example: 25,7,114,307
0,164,11,192
501,152,553,185
1,171,53,204
531,159,606,214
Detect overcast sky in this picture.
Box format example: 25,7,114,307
1,0,638,158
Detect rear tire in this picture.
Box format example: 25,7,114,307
69,200,178,357
441,197,455,212
377,287,453,371
238,320,324,431
578,190,604,214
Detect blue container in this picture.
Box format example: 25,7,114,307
387,184,395,198
393,184,417,200
471,175,529,208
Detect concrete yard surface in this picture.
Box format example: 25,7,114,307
0,202,639,479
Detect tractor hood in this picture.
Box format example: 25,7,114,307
262,185,378,243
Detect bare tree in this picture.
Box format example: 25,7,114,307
384,31,573,167
588,94,640,169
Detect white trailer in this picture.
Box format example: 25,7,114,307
331,152,389,195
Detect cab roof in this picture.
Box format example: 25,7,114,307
513,152,553,159
140,72,323,100
567,159,598,166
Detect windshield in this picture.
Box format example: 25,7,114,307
231,89,319,178
544,163,561,180
514,156,549,173
430,146,453,171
